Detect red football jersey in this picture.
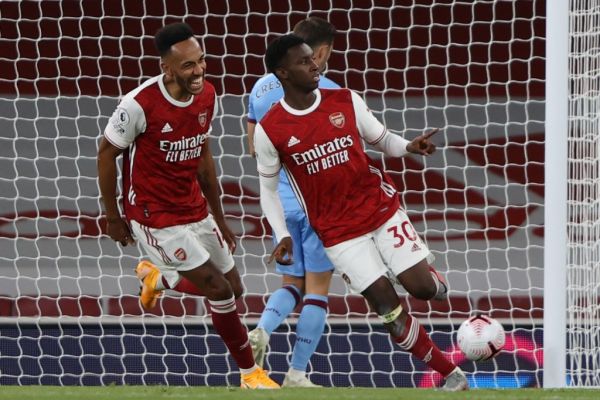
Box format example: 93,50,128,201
256,88,399,247
104,75,217,228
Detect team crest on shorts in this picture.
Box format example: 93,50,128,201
198,111,208,127
174,248,187,261
341,273,352,285
329,112,345,128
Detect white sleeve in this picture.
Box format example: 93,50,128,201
259,174,290,241
208,93,218,135
254,123,289,240
104,96,146,149
213,94,219,118
350,90,410,158
254,124,281,177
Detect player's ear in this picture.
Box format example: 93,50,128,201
322,43,333,62
160,59,172,78
311,45,325,70
274,67,287,81
314,44,327,61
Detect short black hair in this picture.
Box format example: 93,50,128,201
154,23,195,57
293,17,336,47
265,34,306,74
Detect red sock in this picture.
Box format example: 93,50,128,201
208,296,255,369
162,276,204,296
394,314,455,377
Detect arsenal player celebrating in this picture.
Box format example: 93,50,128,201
246,17,339,388
97,23,279,389
254,34,468,391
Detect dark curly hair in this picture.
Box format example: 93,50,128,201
154,23,195,57
265,34,306,74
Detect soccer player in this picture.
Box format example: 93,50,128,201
246,17,338,388
254,34,469,391
96,22,279,389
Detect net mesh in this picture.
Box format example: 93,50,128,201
566,0,600,387
0,0,545,388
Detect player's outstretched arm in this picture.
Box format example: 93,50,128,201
97,137,134,246
197,143,237,253
352,90,439,158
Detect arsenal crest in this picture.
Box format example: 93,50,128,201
198,111,208,127
329,112,345,128
174,248,187,261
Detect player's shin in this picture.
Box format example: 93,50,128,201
384,306,456,377
257,284,301,334
169,276,204,296
147,270,204,296
209,296,256,369
290,294,328,371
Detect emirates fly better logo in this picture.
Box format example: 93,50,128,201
290,135,354,175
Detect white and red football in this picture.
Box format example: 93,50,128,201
457,314,506,361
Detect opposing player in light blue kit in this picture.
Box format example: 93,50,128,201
246,17,339,388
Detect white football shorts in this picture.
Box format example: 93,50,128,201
130,215,235,288
324,207,433,293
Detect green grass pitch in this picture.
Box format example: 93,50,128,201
0,387,599,400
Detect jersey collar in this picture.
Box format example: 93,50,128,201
279,89,321,116
158,74,194,107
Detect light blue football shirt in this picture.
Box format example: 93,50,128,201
248,73,340,213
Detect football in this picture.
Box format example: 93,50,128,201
457,315,506,361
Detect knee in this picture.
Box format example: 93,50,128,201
210,285,234,301
224,268,244,299
284,277,305,294
232,282,244,299
408,282,437,301
204,275,234,300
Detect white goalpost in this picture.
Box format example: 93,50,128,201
543,0,568,389
558,0,600,388
0,0,557,388
545,0,600,389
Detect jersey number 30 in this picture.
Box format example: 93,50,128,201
387,222,417,248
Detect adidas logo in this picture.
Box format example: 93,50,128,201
411,242,421,252
287,136,300,147
161,123,173,133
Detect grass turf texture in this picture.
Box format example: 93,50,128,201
0,387,598,400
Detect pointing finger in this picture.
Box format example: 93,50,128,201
422,128,440,139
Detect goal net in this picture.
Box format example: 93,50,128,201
0,0,545,388
566,0,600,387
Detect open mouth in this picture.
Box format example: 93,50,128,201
190,76,204,91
